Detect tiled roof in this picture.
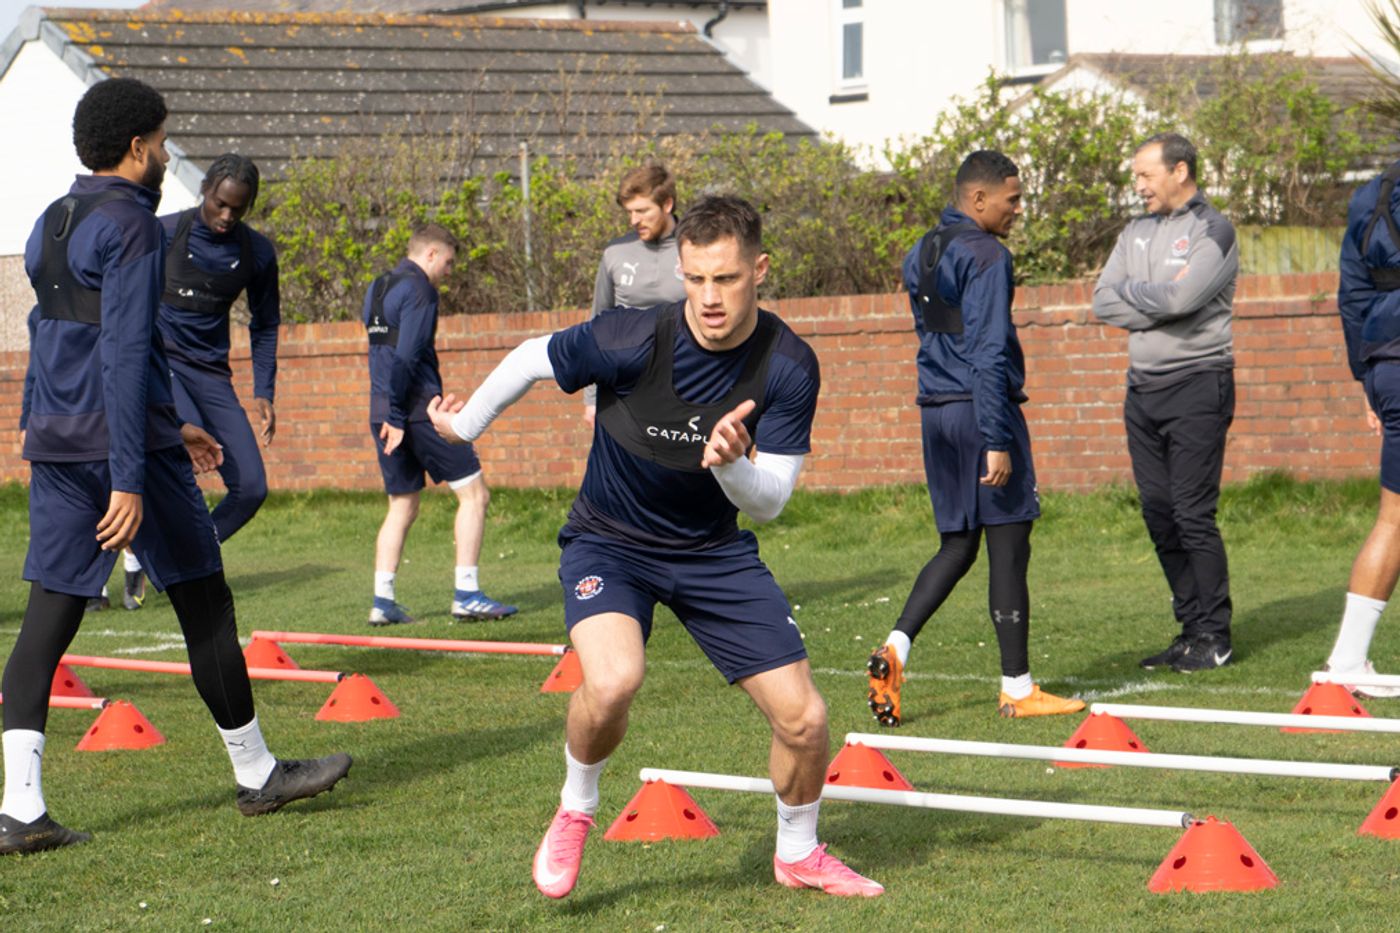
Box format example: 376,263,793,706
27,8,810,178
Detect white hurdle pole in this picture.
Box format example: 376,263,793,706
1091,702,1400,735
1312,670,1400,689
638,768,1194,829
845,733,1399,783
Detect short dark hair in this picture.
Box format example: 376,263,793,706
1137,132,1197,181
201,153,261,211
408,223,458,255
954,150,1020,199
617,162,676,209
72,78,168,172
675,194,762,257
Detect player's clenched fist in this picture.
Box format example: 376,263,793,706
701,398,756,469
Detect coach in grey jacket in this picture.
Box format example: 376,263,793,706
1093,132,1238,674
581,162,686,425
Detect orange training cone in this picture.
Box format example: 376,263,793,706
75,699,165,751
825,742,914,791
1283,682,1371,734
315,673,399,721
243,637,300,671
1358,777,1400,838
1149,816,1278,893
1056,712,1149,768
50,663,95,698
604,779,720,841
540,649,582,694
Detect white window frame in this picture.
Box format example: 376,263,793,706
832,0,866,94
1001,0,1068,79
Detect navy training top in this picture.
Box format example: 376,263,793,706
548,301,820,548
902,206,1026,450
21,175,183,493
1339,171,1400,380
363,258,443,428
157,210,281,400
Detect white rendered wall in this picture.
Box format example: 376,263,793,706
0,40,199,258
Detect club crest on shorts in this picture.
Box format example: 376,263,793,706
574,574,604,600
1171,236,1190,257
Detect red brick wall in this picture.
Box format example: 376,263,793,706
0,272,1368,493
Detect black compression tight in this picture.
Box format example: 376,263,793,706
2,583,86,733
894,521,1034,677
1,572,255,734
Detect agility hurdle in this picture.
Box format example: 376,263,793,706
249,630,566,657
60,654,342,684
1312,670,1400,689
846,733,1400,783
0,693,107,710
1090,702,1400,735
637,767,1194,828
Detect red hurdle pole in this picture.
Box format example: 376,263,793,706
0,693,108,710
250,630,567,657
60,654,342,684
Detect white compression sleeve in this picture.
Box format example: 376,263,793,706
449,334,556,442
709,451,804,524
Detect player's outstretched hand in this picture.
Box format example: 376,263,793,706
980,449,1012,487
427,394,466,443
181,423,225,474
701,399,756,469
380,421,406,455
96,490,143,551
255,397,277,447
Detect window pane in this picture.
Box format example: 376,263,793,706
843,22,863,80
1006,0,1067,69
1215,0,1283,43
842,0,862,8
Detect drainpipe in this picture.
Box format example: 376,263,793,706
703,0,730,37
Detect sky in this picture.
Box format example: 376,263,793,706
1,2,145,45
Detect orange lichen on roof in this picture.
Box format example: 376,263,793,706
41,9,698,36
88,44,105,57
176,55,188,64
225,46,248,62
60,21,98,43
126,21,142,30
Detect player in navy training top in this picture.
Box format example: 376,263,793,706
867,151,1084,727
115,155,283,611
364,224,514,625
429,196,883,899
1,79,349,856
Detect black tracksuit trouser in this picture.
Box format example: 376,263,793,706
1124,368,1235,642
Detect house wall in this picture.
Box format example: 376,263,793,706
0,273,1369,496
766,0,1388,158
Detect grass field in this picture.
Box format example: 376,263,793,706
1,475,1398,931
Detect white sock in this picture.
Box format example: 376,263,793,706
218,717,277,789
123,550,143,573
374,571,396,602
885,631,911,667
1001,672,1033,700
1,730,47,823
1328,593,1387,672
775,798,820,863
560,745,607,815
455,566,479,592
99,584,108,600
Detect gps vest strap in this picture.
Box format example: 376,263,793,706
1362,161,1400,292
35,190,131,325
161,208,256,315
365,272,409,346
914,222,980,333
596,305,779,473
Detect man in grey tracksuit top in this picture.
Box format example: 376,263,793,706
1093,132,1238,673
582,163,686,424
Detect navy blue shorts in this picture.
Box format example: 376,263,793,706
921,400,1040,533
557,530,807,683
1366,363,1400,493
25,446,223,598
370,420,481,495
